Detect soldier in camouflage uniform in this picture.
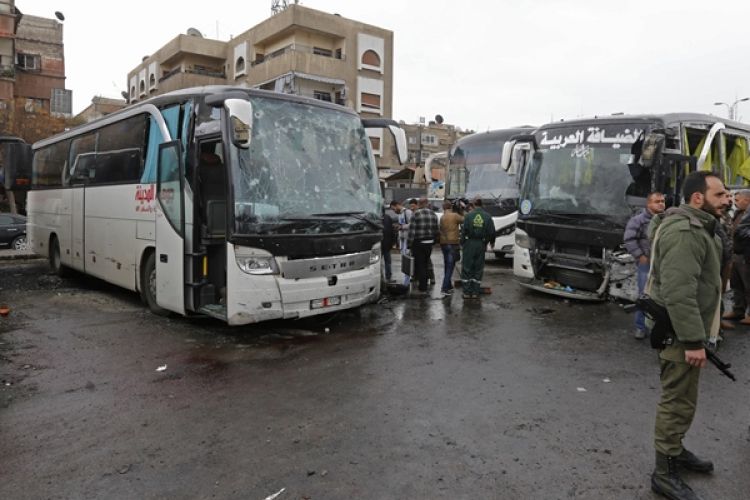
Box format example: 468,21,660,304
647,171,729,500
460,198,495,299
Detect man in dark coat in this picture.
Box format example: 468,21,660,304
407,198,439,294
382,201,399,282
623,192,665,339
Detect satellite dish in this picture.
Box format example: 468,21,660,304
435,114,444,124
186,27,203,38
54,11,65,21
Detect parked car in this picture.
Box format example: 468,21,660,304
0,213,27,250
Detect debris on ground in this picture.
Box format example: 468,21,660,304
527,307,555,315
263,488,285,500
155,365,167,372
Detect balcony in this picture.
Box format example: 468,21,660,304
245,48,347,88
159,66,226,83
252,43,345,67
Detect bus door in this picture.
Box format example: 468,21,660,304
155,140,186,314
69,152,97,271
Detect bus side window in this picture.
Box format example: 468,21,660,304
94,114,148,185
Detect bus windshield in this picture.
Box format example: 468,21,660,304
230,97,381,235
449,140,516,199
521,124,648,219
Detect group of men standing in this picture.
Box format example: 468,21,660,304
382,197,496,299
624,172,736,500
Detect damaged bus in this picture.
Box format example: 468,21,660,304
506,113,750,301
445,127,534,258
24,86,407,324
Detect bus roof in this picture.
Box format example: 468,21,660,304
33,85,359,149
0,135,25,143
451,126,535,153
536,113,750,134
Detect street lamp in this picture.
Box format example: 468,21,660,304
713,97,750,121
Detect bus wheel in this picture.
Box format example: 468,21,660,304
141,252,170,317
49,236,70,278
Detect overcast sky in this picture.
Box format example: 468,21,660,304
24,0,750,131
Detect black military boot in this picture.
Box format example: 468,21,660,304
651,452,704,500
675,448,714,473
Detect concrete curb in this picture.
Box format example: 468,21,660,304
0,251,43,261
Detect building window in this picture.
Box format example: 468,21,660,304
51,89,72,115
361,92,381,111
149,74,156,88
16,53,40,70
361,50,381,68
130,86,135,99
313,47,333,57
24,98,44,113
369,136,381,150
422,133,437,145
235,56,245,76
139,80,145,95
313,91,332,102
335,48,343,60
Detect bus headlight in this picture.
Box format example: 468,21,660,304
370,243,381,264
515,230,534,249
235,247,279,275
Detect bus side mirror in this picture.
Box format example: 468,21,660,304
387,125,408,165
361,119,408,165
500,141,514,172
224,98,253,149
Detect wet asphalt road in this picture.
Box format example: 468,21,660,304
1,255,749,500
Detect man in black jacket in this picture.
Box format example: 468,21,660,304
382,201,399,283
724,189,750,324
407,198,439,294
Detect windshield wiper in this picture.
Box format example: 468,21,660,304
311,211,382,230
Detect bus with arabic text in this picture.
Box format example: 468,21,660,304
504,113,750,301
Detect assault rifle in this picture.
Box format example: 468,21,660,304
634,296,737,382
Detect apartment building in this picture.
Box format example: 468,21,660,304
0,1,71,143
126,4,397,171
74,96,127,123
402,119,473,167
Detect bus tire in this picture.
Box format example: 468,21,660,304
49,236,70,278
141,251,170,317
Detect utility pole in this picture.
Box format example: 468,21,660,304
418,116,425,167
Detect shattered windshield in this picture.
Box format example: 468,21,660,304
449,140,516,199
229,97,381,235
521,124,647,219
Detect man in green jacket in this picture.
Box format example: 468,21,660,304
460,198,496,299
648,171,729,500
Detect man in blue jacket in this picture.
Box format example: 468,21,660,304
623,192,665,339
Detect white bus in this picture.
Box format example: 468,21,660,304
25,86,407,324
445,127,534,258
